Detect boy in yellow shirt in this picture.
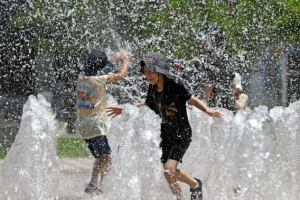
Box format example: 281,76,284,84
76,50,133,195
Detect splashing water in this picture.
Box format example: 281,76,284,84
105,100,300,200
0,94,60,200
1,0,299,199
1,94,300,199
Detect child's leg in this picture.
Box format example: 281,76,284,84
89,154,112,187
163,159,198,197
85,136,112,190
98,153,112,189
85,157,105,195
163,167,182,198
90,158,102,185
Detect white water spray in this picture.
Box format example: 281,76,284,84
0,94,60,200
1,94,300,199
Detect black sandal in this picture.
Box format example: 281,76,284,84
190,178,202,200
85,183,103,195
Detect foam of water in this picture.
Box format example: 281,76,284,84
104,97,300,200
1,94,300,199
0,94,60,200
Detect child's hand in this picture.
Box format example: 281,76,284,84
110,51,125,63
111,51,133,62
120,52,134,63
206,110,224,119
107,106,124,118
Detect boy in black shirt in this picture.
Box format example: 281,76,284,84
107,52,224,200
195,22,237,111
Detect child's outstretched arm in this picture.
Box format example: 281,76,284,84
107,106,124,118
107,102,146,118
187,96,224,119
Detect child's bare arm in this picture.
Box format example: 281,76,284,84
203,83,214,103
235,93,248,110
188,96,224,119
188,96,209,113
134,102,146,107
107,102,145,118
107,52,133,84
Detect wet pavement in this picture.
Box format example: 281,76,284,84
0,157,95,200
0,157,181,200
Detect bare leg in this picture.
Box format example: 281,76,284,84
98,154,112,190
90,158,102,186
164,170,182,199
163,159,198,199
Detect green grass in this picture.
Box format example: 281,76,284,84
0,149,5,159
0,137,90,159
57,137,90,158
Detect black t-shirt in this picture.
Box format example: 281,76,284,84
203,51,236,111
145,77,192,141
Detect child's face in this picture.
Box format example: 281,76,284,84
142,65,159,85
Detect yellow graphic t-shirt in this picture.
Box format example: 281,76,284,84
76,73,109,139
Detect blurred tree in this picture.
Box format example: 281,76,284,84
9,0,300,61
1,0,299,129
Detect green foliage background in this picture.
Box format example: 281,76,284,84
11,0,300,62
1,0,299,159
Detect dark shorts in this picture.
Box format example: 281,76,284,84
84,135,112,158
160,137,191,163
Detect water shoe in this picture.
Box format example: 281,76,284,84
190,178,202,200
85,183,103,195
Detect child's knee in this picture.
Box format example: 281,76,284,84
101,154,112,168
100,154,112,162
163,164,176,174
103,154,111,159
163,170,171,179
164,169,176,177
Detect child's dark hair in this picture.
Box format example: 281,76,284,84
140,61,146,74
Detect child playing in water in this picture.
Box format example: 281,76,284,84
76,50,133,195
107,52,224,200
232,72,248,110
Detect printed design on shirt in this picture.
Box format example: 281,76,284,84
165,102,178,116
77,85,96,110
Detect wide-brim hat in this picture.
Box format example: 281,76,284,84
82,50,115,76
140,52,174,79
